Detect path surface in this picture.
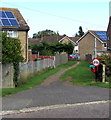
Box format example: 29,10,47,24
1,62,110,116
41,62,79,86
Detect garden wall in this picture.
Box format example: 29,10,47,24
1,63,14,88
54,54,68,67
18,59,54,84
2,54,68,88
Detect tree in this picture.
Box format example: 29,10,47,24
75,26,84,37
33,29,59,38
2,32,23,86
30,41,74,56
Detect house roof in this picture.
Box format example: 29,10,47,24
28,38,41,44
77,30,107,43
42,36,63,43
28,36,63,44
69,37,80,44
28,36,80,45
0,7,30,31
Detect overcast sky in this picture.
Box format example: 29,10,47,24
0,0,110,37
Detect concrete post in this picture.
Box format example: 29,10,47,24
102,64,106,82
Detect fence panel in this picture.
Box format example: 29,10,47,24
2,63,14,88
2,54,68,88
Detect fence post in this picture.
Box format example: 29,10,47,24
102,64,106,82
53,56,56,68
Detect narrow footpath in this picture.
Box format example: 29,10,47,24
41,61,80,86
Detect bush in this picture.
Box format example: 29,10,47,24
2,32,23,86
98,53,111,82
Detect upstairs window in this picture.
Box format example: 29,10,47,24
6,31,18,38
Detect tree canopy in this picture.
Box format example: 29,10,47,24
75,26,84,37
29,41,74,56
33,29,59,38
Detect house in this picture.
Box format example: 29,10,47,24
0,7,30,61
107,16,111,51
28,36,80,53
77,30,107,60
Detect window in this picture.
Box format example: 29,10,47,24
6,31,18,38
103,43,107,48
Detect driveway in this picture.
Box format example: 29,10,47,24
1,62,110,115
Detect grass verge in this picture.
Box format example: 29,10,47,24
61,61,110,88
1,61,77,97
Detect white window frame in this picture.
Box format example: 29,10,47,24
5,30,18,38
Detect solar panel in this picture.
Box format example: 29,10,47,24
0,20,2,26
1,19,11,26
0,11,20,27
9,19,19,26
0,11,7,18
94,31,107,41
5,11,15,18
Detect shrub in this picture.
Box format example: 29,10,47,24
2,32,23,86
98,53,111,82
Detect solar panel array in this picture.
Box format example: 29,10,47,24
94,31,107,41
0,11,20,27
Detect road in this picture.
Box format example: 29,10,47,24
2,81,109,111
2,101,110,118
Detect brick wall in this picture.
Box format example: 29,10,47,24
61,38,70,44
18,31,28,62
107,16,111,51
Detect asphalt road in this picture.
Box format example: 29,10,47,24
2,101,110,118
2,81,109,111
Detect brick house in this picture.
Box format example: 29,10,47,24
107,16,111,51
0,7,30,61
77,30,107,60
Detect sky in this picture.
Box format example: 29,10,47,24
0,0,110,38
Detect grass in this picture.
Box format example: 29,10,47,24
1,61,77,97
61,61,110,88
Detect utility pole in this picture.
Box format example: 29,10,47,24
94,37,97,58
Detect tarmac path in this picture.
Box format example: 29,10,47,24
1,62,110,117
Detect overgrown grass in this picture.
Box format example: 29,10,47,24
1,61,77,97
61,61,110,88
